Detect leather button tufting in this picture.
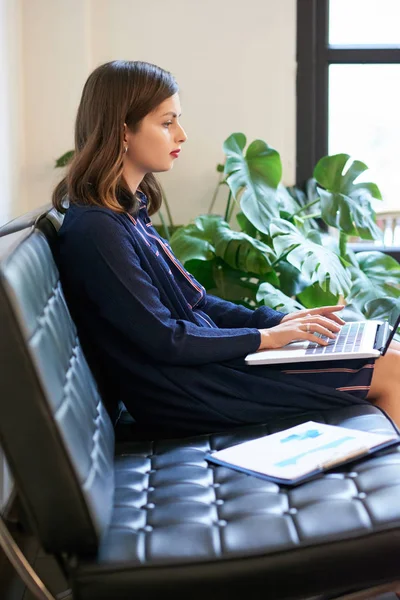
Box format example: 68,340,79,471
143,525,153,532
287,508,298,515
217,520,227,527
212,483,220,488
348,472,358,478
147,487,155,492
215,499,224,506
145,503,155,509
356,492,367,500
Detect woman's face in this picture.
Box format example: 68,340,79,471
124,93,187,174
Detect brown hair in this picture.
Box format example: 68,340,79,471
52,60,178,215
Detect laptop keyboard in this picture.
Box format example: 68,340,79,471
305,322,365,355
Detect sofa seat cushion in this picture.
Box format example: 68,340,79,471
72,405,400,600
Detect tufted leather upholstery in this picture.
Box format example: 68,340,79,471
0,226,115,553
73,405,400,599
1,207,400,599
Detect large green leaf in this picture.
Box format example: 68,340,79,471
171,216,268,305
171,213,278,279
170,215,221,263
347,251,400,313
236,212,258,237
340,304,366,322
256,282,304,313
209,263,259,305
274,261,308,297
170,223,214,262
185,258,216,290
213,222,276,275
314,154,383,240
364,297,400,321
223,133,282,234
287,179,325,234
277,184,302,217
55,150,74,168
270,218,351,296
297,282,339,308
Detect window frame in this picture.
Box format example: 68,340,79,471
296,0,400,185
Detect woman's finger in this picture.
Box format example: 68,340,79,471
304,315,342,331
326,313,346,325
302,323,337,341
308,306,345,325
320,311,345,325
309,305,345,313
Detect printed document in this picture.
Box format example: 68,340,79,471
207,421,399,484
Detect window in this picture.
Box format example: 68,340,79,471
297,0,400,211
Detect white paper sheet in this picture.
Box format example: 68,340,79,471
210,421,398,481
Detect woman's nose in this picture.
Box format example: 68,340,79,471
177,123,187,143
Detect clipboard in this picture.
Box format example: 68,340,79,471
205,421,400,486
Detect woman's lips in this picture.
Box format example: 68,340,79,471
170,150,181,158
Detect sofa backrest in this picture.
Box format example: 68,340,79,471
0,207,115,555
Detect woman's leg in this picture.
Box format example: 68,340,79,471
367,341,400,425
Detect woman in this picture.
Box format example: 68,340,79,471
53,60,400,436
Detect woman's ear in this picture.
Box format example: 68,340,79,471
123,123,128,144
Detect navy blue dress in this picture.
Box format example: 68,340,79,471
57,193,374,436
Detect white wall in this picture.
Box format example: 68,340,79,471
8,0,296,224
89,0,297,223
0,0,23,223
20,0,92,216
0,0,23,510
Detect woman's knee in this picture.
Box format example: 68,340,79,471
367,345,400,400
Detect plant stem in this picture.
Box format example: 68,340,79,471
339,231,347,258
227,195,236,223
208,172,224,214
158,210,170,241
159,181,174,228
224,190,232,222
270,248,294,268
293,197,320,216
301,212,321,220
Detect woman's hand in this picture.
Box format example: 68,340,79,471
281,305,346,326
258,306,345,350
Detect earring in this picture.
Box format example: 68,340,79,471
124,145,128,154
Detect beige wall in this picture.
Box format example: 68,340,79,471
0,0,23,508
89,0,297,224
3,0,296,224
0,0,23,224
20,0,92,216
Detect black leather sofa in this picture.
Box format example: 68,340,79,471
1,206,400,600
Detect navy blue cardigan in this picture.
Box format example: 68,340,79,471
58,195,285,360
57,195,366,434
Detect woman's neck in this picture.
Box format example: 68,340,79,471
122,163,145,195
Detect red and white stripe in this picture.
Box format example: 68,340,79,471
282,364,374,375
126,213,204,308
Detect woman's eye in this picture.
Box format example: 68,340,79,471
163,121,173,128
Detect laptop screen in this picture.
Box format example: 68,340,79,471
383,308,400,354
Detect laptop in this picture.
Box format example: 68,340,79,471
245,309,400,366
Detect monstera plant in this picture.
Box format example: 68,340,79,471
169,133,400,321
